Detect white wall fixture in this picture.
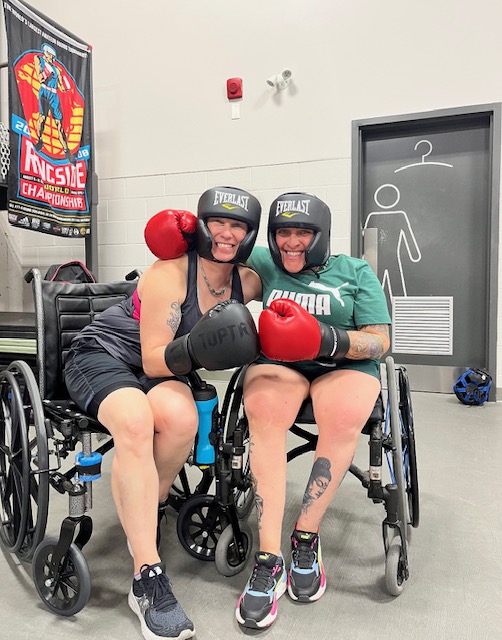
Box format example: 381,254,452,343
266,69,292,90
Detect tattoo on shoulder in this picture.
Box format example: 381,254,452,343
166,301,182,334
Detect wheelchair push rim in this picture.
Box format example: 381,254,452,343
398,366,419,528
385,357,419,541
383,356,418,595
0,361,49,559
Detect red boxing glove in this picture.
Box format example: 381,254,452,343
258,298,350,362
144,209,196,260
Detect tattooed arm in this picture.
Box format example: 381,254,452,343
346,324,390,361
139,256,188,377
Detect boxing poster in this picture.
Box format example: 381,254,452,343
3,0,93,237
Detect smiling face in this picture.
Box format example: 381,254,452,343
275,227,315,273
206,217,248,262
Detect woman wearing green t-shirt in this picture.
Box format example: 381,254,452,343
236,192,391,630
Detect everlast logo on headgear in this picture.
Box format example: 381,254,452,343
213,190,250,211
275,198,311,217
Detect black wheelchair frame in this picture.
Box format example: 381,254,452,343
0,267,419,617
0,268,232,617
174,356,420,597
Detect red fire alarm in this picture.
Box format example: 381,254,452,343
227,77,242,100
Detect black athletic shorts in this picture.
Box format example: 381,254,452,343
253,355,380,382
64,338,188,420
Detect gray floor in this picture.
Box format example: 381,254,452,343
1,391,501,640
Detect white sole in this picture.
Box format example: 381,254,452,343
236,575,287,629
128,587,195,640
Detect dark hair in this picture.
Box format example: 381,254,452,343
312,457,331,482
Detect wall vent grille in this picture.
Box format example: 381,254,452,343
392,296,453,355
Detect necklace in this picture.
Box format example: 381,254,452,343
199,257,231,297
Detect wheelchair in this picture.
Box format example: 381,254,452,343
0,267,223,616
174,356,419,597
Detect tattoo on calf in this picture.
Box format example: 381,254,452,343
166,301,182,334
301,457,331,515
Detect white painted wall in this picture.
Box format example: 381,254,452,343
0,0,501,385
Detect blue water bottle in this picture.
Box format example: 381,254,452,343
193,383,218,466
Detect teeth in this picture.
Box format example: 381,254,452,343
286,251,302,256
217,243,233,248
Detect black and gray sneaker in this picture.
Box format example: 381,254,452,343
128,563,195,640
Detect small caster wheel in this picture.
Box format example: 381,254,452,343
215,522,253,577
176,494,226,561
32,536,91,616
384,537,407,597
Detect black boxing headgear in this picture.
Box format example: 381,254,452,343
196,186,261,263
268,192,331,272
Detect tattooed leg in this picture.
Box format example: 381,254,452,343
301,457,331,516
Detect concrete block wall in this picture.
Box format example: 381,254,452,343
1,156,501,389
97,159,351,323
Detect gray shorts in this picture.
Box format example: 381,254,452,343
64,338,188,420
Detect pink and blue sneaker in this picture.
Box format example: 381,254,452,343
236,551,287,629
288,529,326,602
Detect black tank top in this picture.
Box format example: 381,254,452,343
176,250,244,337
70,250,245,369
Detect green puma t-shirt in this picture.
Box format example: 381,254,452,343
247,247,391,378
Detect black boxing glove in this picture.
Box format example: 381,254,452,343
164,299,260,375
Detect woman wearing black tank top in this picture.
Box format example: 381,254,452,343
64,187,262,640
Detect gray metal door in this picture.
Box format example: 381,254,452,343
352,104,500,398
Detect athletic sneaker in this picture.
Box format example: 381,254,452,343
128,563,195,640
236,551,287,629
288,529,326,602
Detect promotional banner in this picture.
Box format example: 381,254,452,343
3,0,93,237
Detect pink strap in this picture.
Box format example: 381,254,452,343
132,288,141,322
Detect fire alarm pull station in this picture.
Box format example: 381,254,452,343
227,77,242,100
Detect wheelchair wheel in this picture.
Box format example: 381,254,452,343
385,537,407,596
385,357,414,544
215,521,253,577
0,361,49,560
398,367,419,528
168,465,213,513
176,494,227,561
32,536,91,616
0,369,30,553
